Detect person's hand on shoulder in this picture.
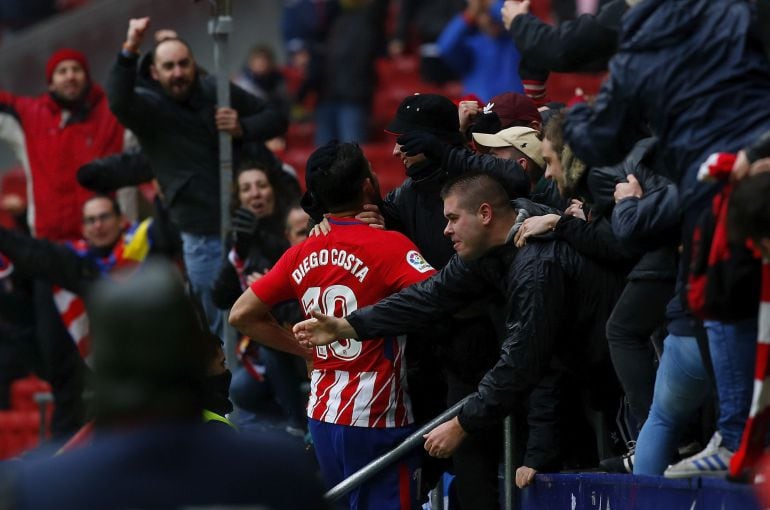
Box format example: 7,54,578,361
356,204,385,229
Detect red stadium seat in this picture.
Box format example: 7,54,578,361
10,375,51,411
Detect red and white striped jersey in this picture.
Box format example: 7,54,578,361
251,216,435,428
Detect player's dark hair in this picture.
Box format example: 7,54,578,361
311,143,371,213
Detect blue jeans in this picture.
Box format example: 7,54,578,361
314,101,369,145
706,318,758,451
634,335,712,475
180,232,223,335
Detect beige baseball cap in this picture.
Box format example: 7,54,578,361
472,126,545,170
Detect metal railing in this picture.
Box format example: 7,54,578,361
324,397,515,510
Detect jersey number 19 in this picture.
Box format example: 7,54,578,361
301,285,363,361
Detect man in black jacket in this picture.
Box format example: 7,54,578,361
295,172,622,489
107,17,288,334
382,94,505,508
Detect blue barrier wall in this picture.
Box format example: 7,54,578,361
518,474,761,510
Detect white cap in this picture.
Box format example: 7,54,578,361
472,126,545,170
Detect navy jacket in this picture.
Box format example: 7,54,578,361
4,423,328,510
564,0,770,212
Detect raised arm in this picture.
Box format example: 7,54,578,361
107,17,157,131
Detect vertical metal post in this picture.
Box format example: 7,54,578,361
504,416,514,510
33,392,53,443
208,0,237,369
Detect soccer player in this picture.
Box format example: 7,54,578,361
229,142,435,510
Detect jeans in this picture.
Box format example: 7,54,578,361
314,101,369,145
634,334,712,475
606,279,674,436
180,232,223,335
705,318,758,451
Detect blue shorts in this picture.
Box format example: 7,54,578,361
309,419,420,510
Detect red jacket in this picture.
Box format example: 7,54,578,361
0,84,124,241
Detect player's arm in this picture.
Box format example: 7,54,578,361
230,290,313,361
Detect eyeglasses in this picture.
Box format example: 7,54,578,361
82,212,116,226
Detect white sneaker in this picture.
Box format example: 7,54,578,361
664,431,733,479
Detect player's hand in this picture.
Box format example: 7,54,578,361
293,310,352,347
515,466,538,488
356,204,385,229
216,107,243,138
125,17,150,53
423,417,467,459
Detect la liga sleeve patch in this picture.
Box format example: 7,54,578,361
406,250,434,273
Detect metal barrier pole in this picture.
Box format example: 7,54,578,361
208,0,238,370
33,392,53,443
324,397,468,503
504,415,514,510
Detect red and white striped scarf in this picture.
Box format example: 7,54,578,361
52,285,91,362
50,220,151,365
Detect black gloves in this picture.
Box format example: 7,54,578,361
396,132,450,162
231,207,259,259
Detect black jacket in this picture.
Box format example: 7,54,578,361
608,139,680,281
76,150,154,193
346,237,623,434
381,165,456,269
211,218,290,310
107,53,288,235
381,163,501,386
510,0,627,74
443,147,531,201
747,128,770,163
0,228,102,297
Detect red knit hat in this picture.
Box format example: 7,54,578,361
46,49,90,83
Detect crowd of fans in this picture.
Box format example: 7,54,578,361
0,0,769,508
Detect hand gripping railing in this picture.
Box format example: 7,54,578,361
324,398,468,503
324,398,516,510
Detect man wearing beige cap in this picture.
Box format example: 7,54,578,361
472,126,546,193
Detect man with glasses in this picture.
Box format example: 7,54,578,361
0,195,168,437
